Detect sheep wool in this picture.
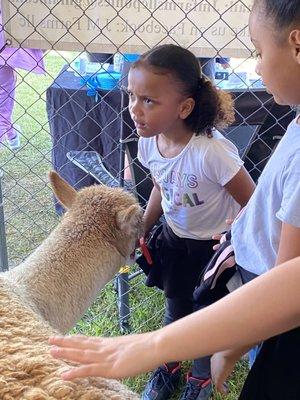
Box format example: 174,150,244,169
0,281,139,399
0,172,143,399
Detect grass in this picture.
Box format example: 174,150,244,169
0,51,249,397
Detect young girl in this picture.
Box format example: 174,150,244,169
50,2,300,399
128,44,254,400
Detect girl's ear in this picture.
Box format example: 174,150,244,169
179,97,195,120
289,30,300,64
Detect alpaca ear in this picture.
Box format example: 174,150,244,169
116,204,141,233
49,171,77,209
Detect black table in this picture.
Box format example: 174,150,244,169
46,68,295,213
229,89,294,180
46,66,134,213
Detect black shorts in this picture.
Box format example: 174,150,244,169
137,223,216,298
239,327,300,400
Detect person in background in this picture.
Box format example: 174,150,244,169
0,7,45,150
130,44,253,400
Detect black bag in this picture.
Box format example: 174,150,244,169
193,230,237,307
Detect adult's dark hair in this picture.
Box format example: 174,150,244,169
131,44,234,136
253,0,300,30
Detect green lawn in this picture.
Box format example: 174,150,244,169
0,51,248,398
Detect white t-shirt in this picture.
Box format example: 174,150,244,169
232,117,300,275
138,131,243,240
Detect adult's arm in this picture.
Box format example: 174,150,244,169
50,257,300,380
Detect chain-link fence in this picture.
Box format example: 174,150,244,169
0,0,297,395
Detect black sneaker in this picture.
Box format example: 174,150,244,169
179,373,212,400
141,364,181,400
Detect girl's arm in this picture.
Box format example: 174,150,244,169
142,178,163,236
224,166,255,207
50,257,300,380
276,222,300,265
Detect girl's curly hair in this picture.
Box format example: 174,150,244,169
131,44,235,136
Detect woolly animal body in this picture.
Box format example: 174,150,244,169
0,281,139,399
0,172,142,399
3,172,143,333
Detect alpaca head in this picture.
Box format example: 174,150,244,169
49,171,144,258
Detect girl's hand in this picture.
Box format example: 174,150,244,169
49,332,159,380
210,351,234,394
212,219,233,250
211,345,251,394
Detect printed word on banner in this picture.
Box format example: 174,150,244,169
2,0,253,57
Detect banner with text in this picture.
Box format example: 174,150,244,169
2,0,253,57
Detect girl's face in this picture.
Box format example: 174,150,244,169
249,8,300,106
127,66,194,138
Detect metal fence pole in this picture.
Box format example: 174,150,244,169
0,171,8,271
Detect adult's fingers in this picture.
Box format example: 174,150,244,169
49,335,100,350
50,347,101,364
61,364,107,380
